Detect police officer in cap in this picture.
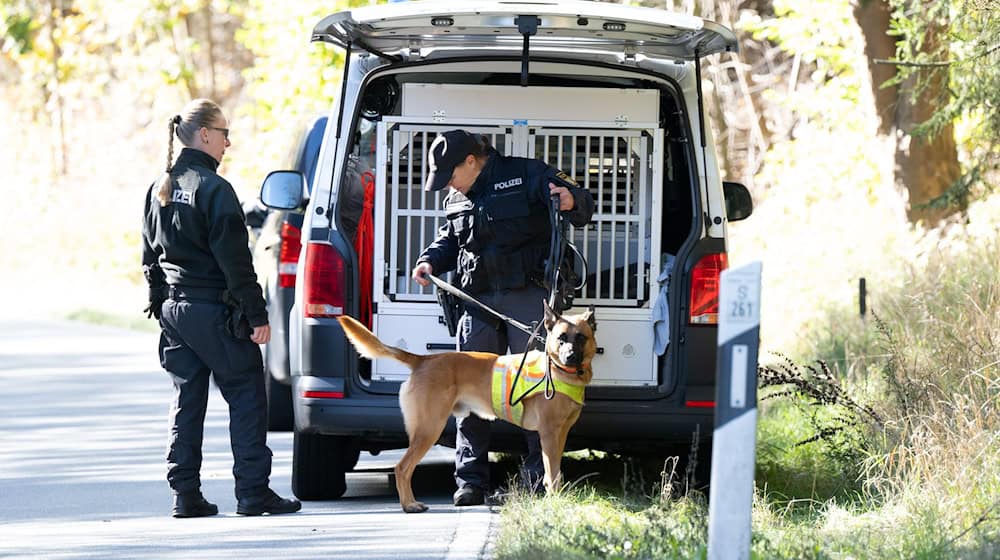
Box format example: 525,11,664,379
141,98,300,517
411,129,595,506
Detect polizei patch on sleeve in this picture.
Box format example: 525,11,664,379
555,170,578,186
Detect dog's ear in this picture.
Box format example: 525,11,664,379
583,305,597,333
542,298,558,331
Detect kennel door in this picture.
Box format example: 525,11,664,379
374,122,511,304
530,127,663,308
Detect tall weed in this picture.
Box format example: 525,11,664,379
794,233,1000,553
861,237,1000,496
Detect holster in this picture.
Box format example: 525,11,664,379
221,290,253,340
436,287,462,337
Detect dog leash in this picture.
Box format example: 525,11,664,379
425,274,547,346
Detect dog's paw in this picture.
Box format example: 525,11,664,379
403,501,428,513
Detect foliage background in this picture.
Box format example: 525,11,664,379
0,0,362,320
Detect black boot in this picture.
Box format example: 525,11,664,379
453,485,486,506
172,491,219,518
236,489,302,516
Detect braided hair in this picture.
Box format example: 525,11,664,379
155,99,223,206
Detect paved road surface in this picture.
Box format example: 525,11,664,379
0,320,496,559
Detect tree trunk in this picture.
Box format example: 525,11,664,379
893,8,963,223
854,0,898,135
853,0,961,224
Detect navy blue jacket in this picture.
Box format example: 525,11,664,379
141,148,267,327
417,149,595,294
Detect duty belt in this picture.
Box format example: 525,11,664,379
167,285,226,301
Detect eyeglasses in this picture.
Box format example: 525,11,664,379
208,127,230,140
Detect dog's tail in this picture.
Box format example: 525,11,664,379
337,315,423,370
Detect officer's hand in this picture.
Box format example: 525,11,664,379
143,296,164,320
549,183,575,211
412,262,433,287
143,301,162,320
251,325,271,345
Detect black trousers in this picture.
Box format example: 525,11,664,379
158,298,272,500
455,285,546,491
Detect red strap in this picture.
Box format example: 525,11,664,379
354,171,376,328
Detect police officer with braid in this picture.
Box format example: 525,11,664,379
411,129,595,506
141,99,300,518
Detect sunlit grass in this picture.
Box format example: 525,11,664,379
496,477,709,559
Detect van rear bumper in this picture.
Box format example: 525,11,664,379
293,376,714,453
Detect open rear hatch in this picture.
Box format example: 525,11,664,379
312,0,737,61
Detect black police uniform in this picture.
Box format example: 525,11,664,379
417,147,595,493
141,148,273,505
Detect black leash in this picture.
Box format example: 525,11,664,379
509,194,577,406
425,274,546,346
508,321,557,407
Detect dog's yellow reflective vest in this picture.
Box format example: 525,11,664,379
491,350,585,427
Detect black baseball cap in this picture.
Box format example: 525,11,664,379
425,130,480,192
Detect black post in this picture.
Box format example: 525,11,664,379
859,277,867,318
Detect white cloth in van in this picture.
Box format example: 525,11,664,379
652,253,675,355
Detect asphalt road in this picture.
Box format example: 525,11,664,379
0,320,497,559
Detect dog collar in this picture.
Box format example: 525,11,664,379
549,359,586,377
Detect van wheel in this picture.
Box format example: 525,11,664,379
291,433,360,500
264,370,293,431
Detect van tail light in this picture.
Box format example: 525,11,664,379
303,241,346,318
689,252,728,325
301,391,344,399
685,400,716,408
278,222,302,288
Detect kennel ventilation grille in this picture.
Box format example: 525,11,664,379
374,120,662,308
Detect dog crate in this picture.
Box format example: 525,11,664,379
368,84,664,385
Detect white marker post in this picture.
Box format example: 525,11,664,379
707,261,762,560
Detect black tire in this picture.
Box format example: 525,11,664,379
264,369,294,432
291,433,361,500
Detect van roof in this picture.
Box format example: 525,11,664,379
312,0,737,61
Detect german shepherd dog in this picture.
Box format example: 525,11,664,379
337,301,597,513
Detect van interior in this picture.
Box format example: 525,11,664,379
334,63,697,388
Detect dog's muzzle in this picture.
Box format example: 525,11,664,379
557,343,583,369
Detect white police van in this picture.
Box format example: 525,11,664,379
260,0,752,499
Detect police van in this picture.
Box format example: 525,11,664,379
260,0,752,500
